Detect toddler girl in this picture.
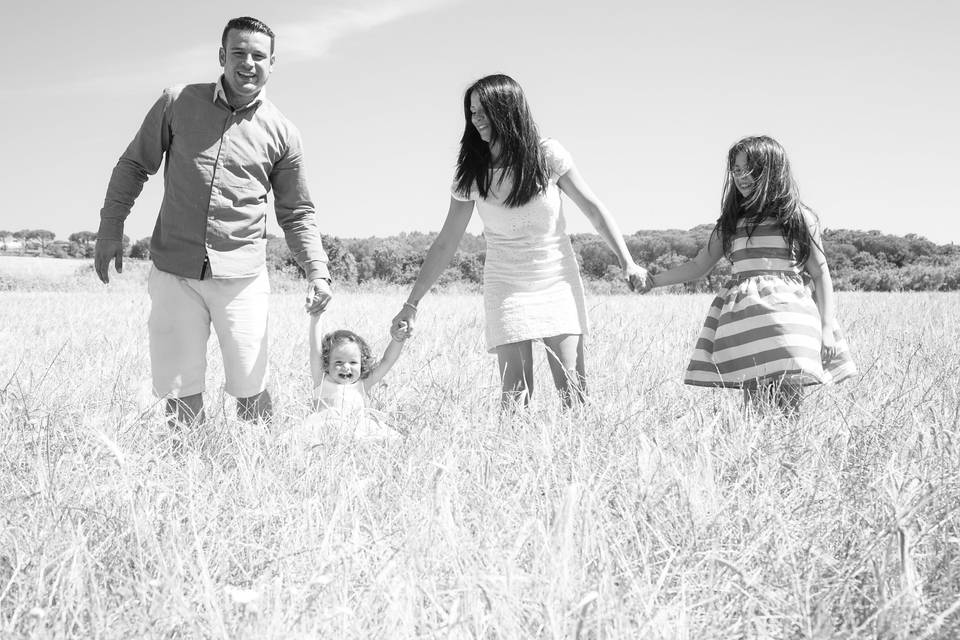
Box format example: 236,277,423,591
306,315,406,439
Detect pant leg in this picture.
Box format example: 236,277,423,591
147,266,211,398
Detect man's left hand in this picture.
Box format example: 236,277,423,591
305,278,333,315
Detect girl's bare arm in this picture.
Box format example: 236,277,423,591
650,229,724,287
801,209,839,358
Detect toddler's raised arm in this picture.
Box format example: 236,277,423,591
309,313,324,390
364,334,406,388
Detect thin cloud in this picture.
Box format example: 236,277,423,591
5,0,457,97
276,0,456,63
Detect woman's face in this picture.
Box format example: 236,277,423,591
469,91,492,143
731,152,755,198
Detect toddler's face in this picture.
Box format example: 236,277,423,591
327,342,362,384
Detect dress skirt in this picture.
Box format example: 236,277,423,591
482,237,588,352
683,272,857,388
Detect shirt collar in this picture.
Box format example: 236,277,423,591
214,76,266,110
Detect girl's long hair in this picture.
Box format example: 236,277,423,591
321,330,376,380
454,74,549,207
716,135,816,266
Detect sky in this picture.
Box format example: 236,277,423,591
2,0,957,245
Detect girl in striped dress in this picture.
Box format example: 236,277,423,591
645,136,856,415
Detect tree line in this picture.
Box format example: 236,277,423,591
0,230,114,258
266,226,960,293
4,227,960,292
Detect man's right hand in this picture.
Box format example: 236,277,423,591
94,239,124,284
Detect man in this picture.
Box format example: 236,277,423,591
95,16,332,425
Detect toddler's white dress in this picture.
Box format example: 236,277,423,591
304,375,398,440
314,374,369,416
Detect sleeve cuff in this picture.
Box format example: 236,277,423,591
306,261,331,282
97,218,125,242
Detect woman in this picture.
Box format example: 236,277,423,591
391,74,646,408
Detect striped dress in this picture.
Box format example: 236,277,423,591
684,219,857,388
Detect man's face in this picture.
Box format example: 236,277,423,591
218,29,274,106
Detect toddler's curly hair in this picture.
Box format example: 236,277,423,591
321,330,376,380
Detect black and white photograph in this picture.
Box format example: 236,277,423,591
1,0,958,637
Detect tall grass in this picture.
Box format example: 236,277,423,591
1,267,959,638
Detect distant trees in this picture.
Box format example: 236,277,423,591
823,229,960,291
3,229,56,255
0,229,141,259
46,241,71,259
68,231,98,258
33,230,55,255
11,230,29,255
14,225,960,292
69,231,97,245
129,237,151,260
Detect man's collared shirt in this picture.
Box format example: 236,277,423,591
99,79,329,281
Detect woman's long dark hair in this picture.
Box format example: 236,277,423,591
715,135,817,266
454,74,549,207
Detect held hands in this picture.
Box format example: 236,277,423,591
642,272,655,293
623,262,654,294
305,278,333,315
391,323,411,342
94,238,124,284
391,303,416,342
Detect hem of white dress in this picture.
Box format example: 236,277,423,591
486,330,588,353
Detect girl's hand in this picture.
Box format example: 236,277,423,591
623,262,650,293
821,326,838,363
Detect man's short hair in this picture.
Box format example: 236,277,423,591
222,17,275,53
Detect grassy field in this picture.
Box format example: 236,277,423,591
0,256,98,290
1,266,959,638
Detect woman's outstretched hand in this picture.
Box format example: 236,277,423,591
391,304,417,341
623,262,652,293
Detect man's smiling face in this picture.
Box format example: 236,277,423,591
219,29,274,107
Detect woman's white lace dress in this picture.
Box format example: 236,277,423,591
451,139,588,352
